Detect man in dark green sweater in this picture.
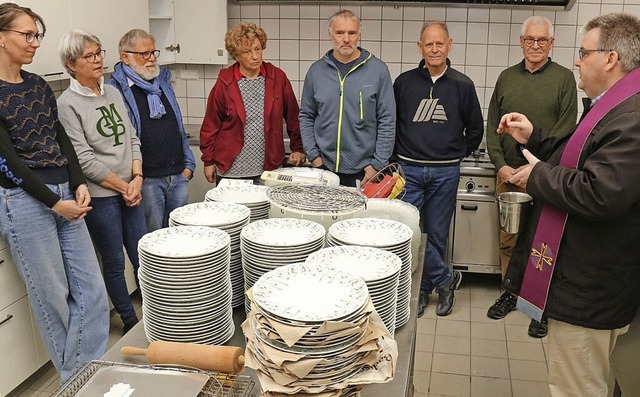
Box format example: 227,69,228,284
485,15,577,338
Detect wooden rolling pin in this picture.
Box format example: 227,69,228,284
121,341,245,373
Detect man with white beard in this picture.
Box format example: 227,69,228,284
109,29,195,232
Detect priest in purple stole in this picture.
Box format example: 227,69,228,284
495,13,640,397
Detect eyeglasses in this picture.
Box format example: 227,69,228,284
521,37,551,47
81,49,105,63
1,29,44,43
578,48,614,60
124,50,160,60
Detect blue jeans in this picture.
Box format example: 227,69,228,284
141,173,189,231
401,164,459,292
84,195,147,324
0,183,110,382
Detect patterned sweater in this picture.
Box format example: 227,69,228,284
0,70,85,208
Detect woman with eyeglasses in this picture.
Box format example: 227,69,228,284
57,30,147,336
200,22,305,185
0,4,109,382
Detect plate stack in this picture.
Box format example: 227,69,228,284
306,246,402,336
138,226,234,344
240,218,325,312
244,262,396,396
169,202,251,308
327,218,413,328
205,185,270,222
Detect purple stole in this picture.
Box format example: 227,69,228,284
516,68,640,322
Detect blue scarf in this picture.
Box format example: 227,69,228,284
121,63,166,119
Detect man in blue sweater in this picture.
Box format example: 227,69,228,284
394,21,484,317
109,29,195,232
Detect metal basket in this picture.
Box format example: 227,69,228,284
51,360,254,397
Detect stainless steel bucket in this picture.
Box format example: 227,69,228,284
497,191,533,234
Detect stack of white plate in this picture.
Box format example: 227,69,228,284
327,218,413,328
205,185,270,222
240,218,325,312
137,226,234,344
306,246,401,335
168,201,251,308
248,262,372,392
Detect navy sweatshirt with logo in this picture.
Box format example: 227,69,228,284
393,59,484,165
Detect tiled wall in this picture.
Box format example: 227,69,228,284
58,0,640,129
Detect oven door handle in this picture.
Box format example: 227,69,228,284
460,204,478,211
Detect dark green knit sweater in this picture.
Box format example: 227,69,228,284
486,59,578,170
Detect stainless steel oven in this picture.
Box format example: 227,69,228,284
447,159,501,274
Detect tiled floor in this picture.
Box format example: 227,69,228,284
9,273,551,397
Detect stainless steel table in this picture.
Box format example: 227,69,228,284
102,264,422,397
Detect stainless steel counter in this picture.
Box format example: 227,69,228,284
101,264,422,397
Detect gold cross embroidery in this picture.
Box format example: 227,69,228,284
531,242,554,271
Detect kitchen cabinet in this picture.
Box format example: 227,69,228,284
16,0,149,80
149,0,227,65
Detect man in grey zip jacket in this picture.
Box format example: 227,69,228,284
299,9,396,187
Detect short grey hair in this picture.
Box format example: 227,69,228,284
118,28,155,53
583,13,640,72
58,30,101,78
521,15,554,38
420,21,449,39
327,9,361,32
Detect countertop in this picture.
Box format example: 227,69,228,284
101,263,422,397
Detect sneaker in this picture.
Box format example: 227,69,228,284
528,317,548,338
417,290,429,318
487,291,517,319
436,270,462,317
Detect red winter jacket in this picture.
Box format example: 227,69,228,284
199,62,303,174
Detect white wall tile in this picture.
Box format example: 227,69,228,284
425,7,446,21
260,4,279,19
381,41,403,63
553,24,577,48
264,40,279,60
400,63,415,74
173,78,187,98
446,7,468,22
622,4,640,14
490,9,511,23
467,23,489,45
240,5,260,19
279,5,299,19
227,2,240,19
465,44,488,66
361,41,381,58
468,8,489,23
361,19,382,41
261,19,280,40
403,6,425,21
487,45,510,67
552,47,577,71
300,4,320,19
279,60,299,81
299,41,320,61
465,65,486,87
203,65,221,79
299,61,315,82
485,66,505,89
403,21,424,42
508,45,523,65
447,22,468,43
280,19,299,40
382,6,403,20
488,23,511,45
510,23,522,43
186,79,205,99
555,7,579,25
319,5,341,19
475,87,486,109
577,3,602,25
280,39,299,60
449,45,466,66
386,62,402,81
601,4,624,13
203,78,216,96
382,20,404,42
187,98,206,119
511,9,534,23
299,19,320,40
360,5,382,20
533,10,556,23
402,42,421,64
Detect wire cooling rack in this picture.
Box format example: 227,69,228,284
52,360,254,397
